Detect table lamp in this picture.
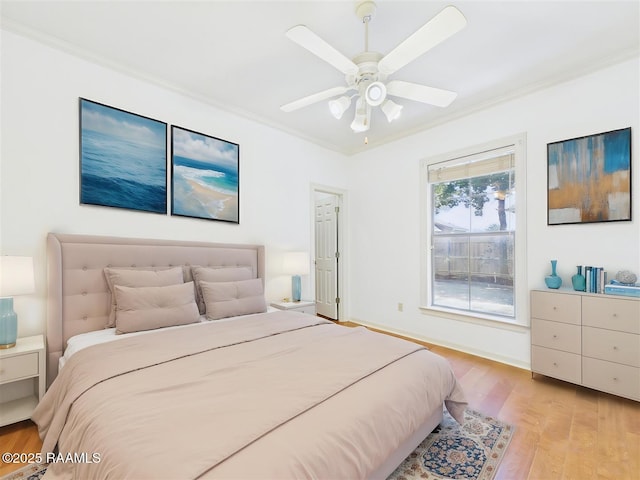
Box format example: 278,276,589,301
283,252,310,302
0,256,35,348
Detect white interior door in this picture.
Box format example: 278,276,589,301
315,194,339,319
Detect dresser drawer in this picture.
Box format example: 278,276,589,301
582,296,640,333
531,345,581,384
0,352,39,384
531,291,581,325
531,318,581,354
583,327,640,367
582,357,640,401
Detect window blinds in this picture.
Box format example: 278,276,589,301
427,146,515,183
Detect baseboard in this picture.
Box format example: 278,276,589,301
349,317,531,371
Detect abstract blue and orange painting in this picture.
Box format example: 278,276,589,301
80,99,167,214
548,127,631,224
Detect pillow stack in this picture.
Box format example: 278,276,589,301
103,265,267,334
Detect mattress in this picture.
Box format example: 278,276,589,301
58,308,278,371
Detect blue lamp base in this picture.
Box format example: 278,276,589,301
0,297,18,349
291,275,301,302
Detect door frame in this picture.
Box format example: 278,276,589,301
310,184,348,322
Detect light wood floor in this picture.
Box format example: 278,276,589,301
1,322,638,479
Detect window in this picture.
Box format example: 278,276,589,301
421,134,526,325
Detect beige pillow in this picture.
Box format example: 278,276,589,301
104,267,185,328
200,278,267,320
191,266,253,314
114,282,200,334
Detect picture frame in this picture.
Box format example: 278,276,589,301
547,127,631,225
79,98,167,214
171,126,239,223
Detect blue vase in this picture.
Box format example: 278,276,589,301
544,260,562,289
0,297,18,348
572,266,586,291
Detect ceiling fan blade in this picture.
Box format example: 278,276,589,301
378,6,467,76
286,25,359,76
280,86,350,112
386,80,457,107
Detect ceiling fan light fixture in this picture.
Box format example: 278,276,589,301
381,99,403,122
364,81,387,106
350,98,370,132
328,96,352,119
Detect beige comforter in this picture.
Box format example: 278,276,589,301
33,311,466,479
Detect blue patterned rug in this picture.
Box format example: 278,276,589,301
2,409,512,480
388,408,514,480
1,462,46,480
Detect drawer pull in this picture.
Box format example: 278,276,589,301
613,346,618,350
613,377,618,382
553,362,558,367
552,334,558,339
553,306,557,310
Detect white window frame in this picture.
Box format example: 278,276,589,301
420,133,528,327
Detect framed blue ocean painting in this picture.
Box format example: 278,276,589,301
548,127,631,225
171,126,239,223
79,98,167,214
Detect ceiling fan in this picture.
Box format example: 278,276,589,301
280,1,467,133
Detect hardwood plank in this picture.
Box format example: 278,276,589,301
0,420,42,476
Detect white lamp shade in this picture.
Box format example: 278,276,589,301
382,99,403,122
328,96,351,119
282,252,310,276
0,256,35,296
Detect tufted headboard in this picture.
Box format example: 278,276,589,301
46,232,265,387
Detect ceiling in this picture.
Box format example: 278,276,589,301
1,1,638,155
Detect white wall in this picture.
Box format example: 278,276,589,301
2,28,638,370
0,30,349,337
346,58,640,368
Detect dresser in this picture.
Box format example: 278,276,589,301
531,289,639,401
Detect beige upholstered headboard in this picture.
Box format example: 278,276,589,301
46,232,265,387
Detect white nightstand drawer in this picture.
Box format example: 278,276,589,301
0,352,39,384
582,357,640,401
583,327,640,367
531,318,581,354
531,345,581,384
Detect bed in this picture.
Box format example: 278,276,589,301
33,232,466,479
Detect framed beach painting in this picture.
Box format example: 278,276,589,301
547,127,631,225
79,98,167,214
171,126,239,223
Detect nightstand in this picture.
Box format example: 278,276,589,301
0,335,46,427
270,300,317,315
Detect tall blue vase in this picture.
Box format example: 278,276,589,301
0,297,18,348
572,266,586,291
544,260,562,289
291,275,301,302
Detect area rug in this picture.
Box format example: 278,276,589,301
387,408,514,480
0,462,47,480
1,409,512,480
